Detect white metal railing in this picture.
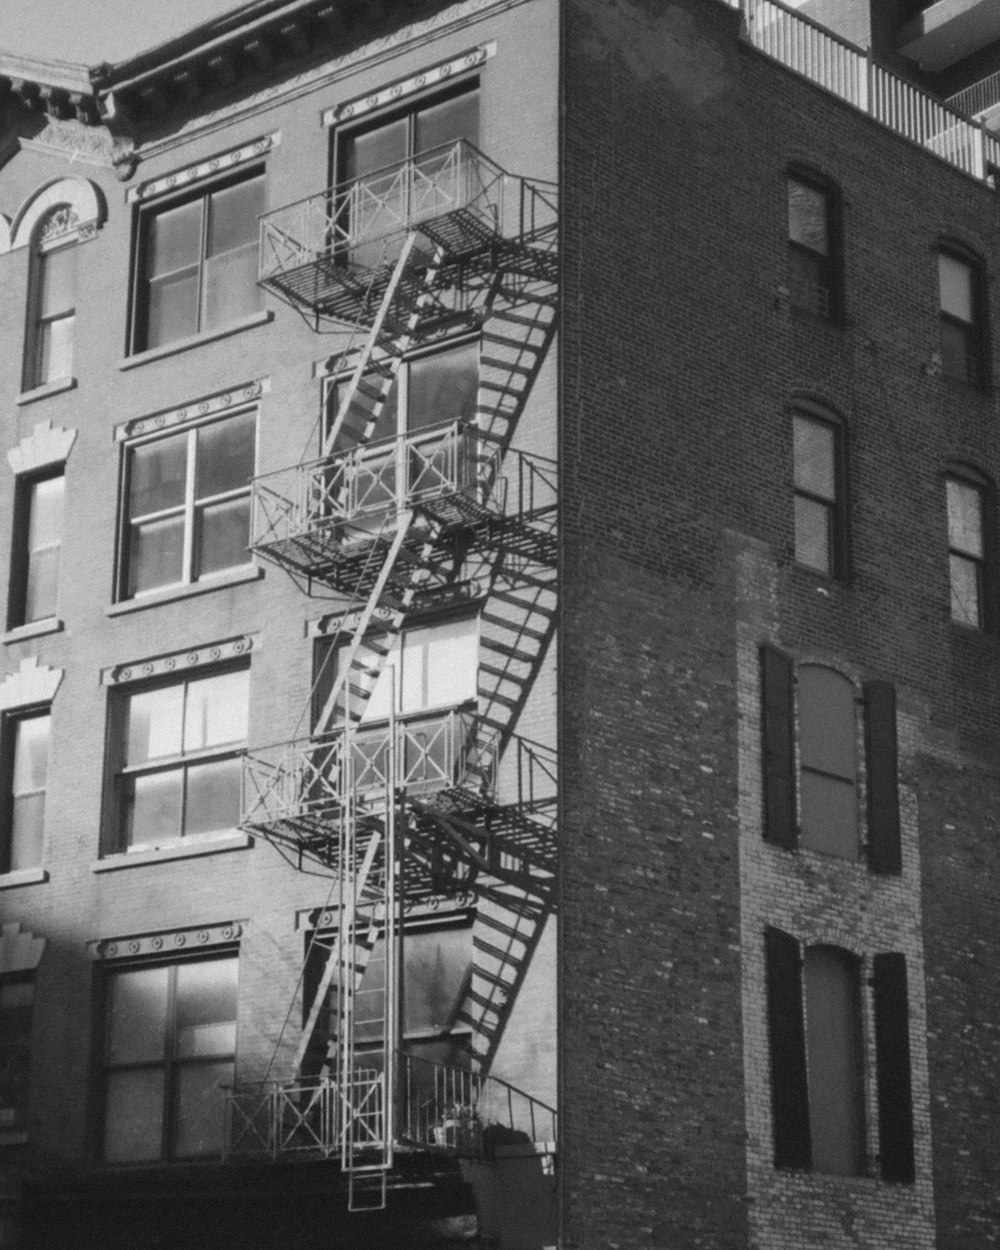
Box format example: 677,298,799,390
259,139,559,284
721,0,1000,182
241,708,494,830
223,1053,557,1163
947,70,1000,121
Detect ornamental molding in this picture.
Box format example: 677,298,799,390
309,582,486,636
115,379,268,443
0,657,63,711
102,634,254,686
126,132,279,203
297,895,474,930
322,44,493,127
127,0,521,158
4,176,105,253
0,922,46,974
90,920,244,962
18,121,118,169
6,420,77,475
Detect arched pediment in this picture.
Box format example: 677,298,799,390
3,177,105,253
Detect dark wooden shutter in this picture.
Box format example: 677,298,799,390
864,681,901,874
873,953,915,1183
761,645,796,849
765,926,811,1169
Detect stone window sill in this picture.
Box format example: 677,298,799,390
4,617,64,644
16,377,77,406
0,867,48,890
92,832,252,872
119,310,273,370
106,565,263,616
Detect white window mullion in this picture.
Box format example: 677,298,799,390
182,430,197,582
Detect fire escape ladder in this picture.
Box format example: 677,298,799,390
475,298,558,459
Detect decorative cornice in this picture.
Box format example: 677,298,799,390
90,920,244,961
0,657,63,711
7,420,78,475
4,176,105,253
321,44,492,127
102,634,254,686
126,132,279,203
116,378,268,442
0,922,46,974
17,119,117,167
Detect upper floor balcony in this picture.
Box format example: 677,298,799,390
898,0,1000,73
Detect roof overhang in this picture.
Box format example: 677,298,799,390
899,0,1000,73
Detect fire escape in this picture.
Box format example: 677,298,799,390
224,141,559,1213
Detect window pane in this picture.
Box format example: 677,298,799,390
798,667,855,779
202,244,261,331
345,118,408,182
333,371,399,450
422,617,478,709
147,200,202,279
206,177,263,258
125,768,184,847
950,554,981,626
355,939,387,1043
104,1068,165,1162
175,959,237,1055
939,252,973,322
146,269,200,348
12,714,50,794
37,314,75,384
794,495,832,574
28,476,64,549
24,477,64,622
941,319,975,383
947,478,983,556
195,497,251,577
788,180,827,254
404,926,471,1035
24,547,60,624
10,794,45,871
0,981,33,1127
173,1060,233,1157
805,947,865,1176
127,685,185,763
182,670,249,752
127,515,186,595
37,245,77,316
414,91,480,156
184,756,241,837
800,771,859,859
793,417,835,500
129,435,188,518
407,343,479,432
106,967,169,1065
196,413,256,499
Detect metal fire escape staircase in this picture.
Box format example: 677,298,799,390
230,142,558,1206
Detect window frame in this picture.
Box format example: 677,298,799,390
0,973,35,1133
945,466,996,631
104,662,250,856
7,467,65,630
791,405,849,579
129,165,265,355
937,242,989,388
786,168,843,324
116,407,258,603
0,705,51,876
100,952,238,1163
24,217,79,392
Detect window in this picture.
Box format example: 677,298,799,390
1,710,50,874
132,170,264,352
0,978,34,1130
25,219,77,389
787,173,840,320
9,472,64,628
102,955,237,1162
760,648,900,872
109,667,249,853
792,410,846,576
119,410,256,599
938,248,987,386
946,470,994,629
765,929,915,1182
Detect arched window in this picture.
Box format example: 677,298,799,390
786,167,843,322
25,206,79,391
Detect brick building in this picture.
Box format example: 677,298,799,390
0,0,999,1247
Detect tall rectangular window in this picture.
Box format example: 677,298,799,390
0,978,35,1130
102,956,237,1162
28,240,77,388
787,174,839,320
110,667,249,853
10,473,64,628
792,412,844,576
2,711,50,874
797,666,858,860
133,171,264,352
938,250,985,386
946,473,989,628
120,410,256,599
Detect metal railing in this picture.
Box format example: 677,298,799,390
241,708,494,831
223,1052,556,1163
947,70,1000,121
259,140,559,283
722,0,1000,182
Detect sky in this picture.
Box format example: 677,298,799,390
2,0,246,66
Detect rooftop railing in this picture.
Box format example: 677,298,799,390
723,0,1000,183
947,69,1000,121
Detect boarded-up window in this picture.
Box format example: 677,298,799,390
804,946,866,1175
799,666,858,859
